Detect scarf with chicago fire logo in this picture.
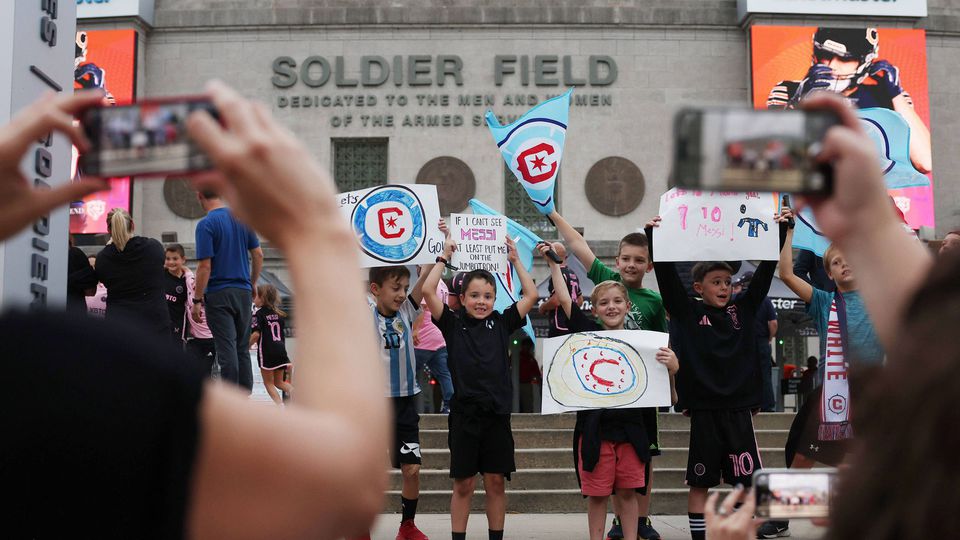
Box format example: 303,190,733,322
485,89,573,215
820,291,853,441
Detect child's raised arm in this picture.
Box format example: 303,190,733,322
645,217,689,319
540,243,573,318
508,237,539,318
423,237,455,318
549,210,597,270
777,208,814,303
411,219,448,305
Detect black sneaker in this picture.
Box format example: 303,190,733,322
638,517,661,540
757,521,790,538
606,516,624,540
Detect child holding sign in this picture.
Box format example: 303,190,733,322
423,234,538,540
541,243,678,540
550,209,668,540
646,216,788,540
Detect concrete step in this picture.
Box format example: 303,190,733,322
417,428,789,450
390,466,776,492
385,488,728,514
419,447,786,470
418,412,795,431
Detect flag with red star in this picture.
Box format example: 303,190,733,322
486,89,573,215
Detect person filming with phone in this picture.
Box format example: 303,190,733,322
0,85,388,539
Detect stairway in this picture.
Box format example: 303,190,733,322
388,412,793,514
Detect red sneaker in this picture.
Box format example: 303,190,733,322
396,519,429,540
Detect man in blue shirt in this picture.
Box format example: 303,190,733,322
192,190,263,390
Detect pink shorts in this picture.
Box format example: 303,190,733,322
578,440,646,496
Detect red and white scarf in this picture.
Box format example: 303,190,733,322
820,292,853,441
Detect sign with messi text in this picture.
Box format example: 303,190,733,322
337,184,443,268
450,213,508,274
654,189,779,262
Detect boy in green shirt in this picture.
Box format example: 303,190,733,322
550,210,667,540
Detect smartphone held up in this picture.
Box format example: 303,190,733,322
78,96,219,178
672,106,839,195
754,468,836,520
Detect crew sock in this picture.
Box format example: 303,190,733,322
451,533,466,540
489,529,504,540
688,512,706,540
400,497,418,522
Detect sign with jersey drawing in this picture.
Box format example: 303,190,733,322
337,184,443,268
541,330,671,414
449,213,509,274
751,26,934,230
653,188,779,262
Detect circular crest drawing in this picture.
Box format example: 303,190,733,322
547,333,648,408
351,185,426,264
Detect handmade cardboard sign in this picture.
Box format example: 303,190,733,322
450,213,509,274
337,184,443,268
654,189,779,262
541,330,671,414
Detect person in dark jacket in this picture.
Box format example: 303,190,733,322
67,236,97,313
95,208,170,337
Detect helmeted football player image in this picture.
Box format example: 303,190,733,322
74,31,117,105
767,27,931,174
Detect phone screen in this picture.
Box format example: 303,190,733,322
673,108,837,194
755,470,835,519
79,98,218,178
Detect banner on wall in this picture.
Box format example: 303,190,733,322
751,26,934,231
71,29,138,235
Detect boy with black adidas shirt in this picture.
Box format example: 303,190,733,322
646,216,788,540
422,235,538,540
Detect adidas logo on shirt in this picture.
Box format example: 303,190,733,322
699,315,712,326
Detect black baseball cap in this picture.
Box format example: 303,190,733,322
449,272,467,296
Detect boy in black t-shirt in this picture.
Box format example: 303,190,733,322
542,244,678,540
646,216,788,540
163,244,189,346
422,235,538,540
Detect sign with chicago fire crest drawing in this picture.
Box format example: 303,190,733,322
541,330,672,414
486,89,572,215
338,184,443,268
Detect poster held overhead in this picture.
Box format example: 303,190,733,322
449,213,509,275
486,89,573,215
541,330,671,414
337,184,444,268
653,188,779,262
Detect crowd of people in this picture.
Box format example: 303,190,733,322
1,81,959,540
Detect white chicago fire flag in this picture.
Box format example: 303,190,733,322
485,89,573,215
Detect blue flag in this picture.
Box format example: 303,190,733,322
792,206,831,257
486,89,573,215
857,107,929,189
468,199,540,342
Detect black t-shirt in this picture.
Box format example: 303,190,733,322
0,310,204,538
96,236,171,337
434,304,526,414
546,266,582,337
164,271,188,337
67,246,97,313
252,307,288,360
648,224,787,411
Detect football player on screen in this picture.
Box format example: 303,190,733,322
767,27,931,174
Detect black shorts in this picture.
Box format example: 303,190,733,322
686,409,761,488
784,387,849,467
391,395,421,469
448,411,515,480
642,407,661,457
